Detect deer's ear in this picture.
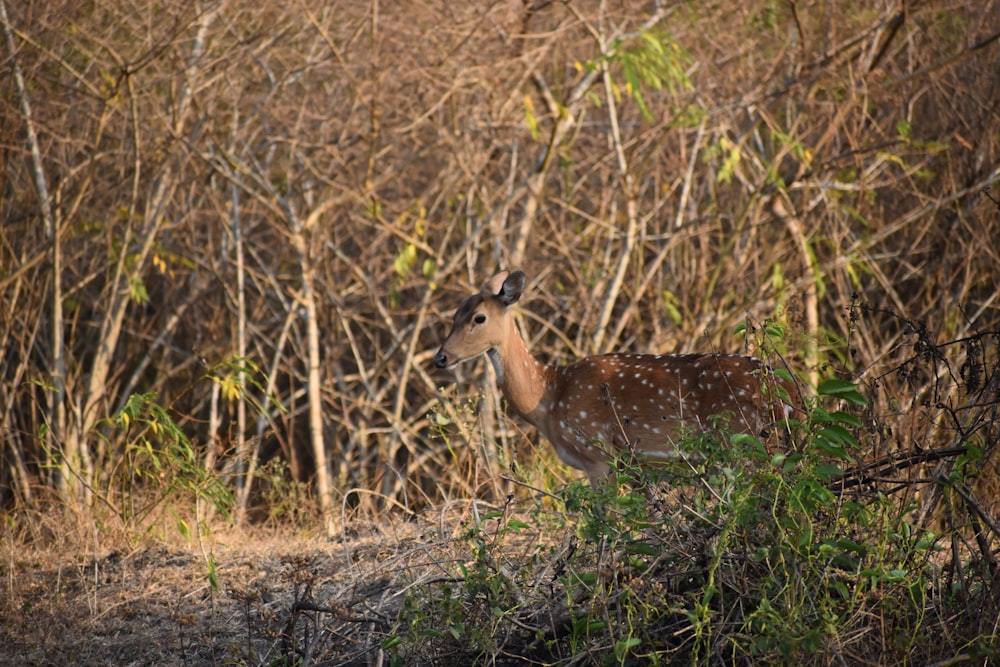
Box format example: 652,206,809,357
497,270,525,306
481,271,509,296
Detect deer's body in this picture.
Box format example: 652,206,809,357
433,270,793,485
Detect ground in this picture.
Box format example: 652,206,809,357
1,516,447,667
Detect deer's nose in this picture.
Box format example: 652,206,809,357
432,351,449,369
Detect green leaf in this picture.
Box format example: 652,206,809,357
817,378,867,406
661,289,683,326
813,463,845,480
834,538,868,555
615,636,642,659
207,556,220,590
817,424,857,450
627,542,658,556
177,518,190,541
782,452,805,473
393,243,418,278
773,367,795,383
128,274,150,305
764,322,785,337
795,521,814,549
718,140,741,184
587,621,608,633
828,410,862,427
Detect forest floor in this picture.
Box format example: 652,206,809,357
3,483,995,666
1,511,470,667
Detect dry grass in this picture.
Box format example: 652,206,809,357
1,508,454,665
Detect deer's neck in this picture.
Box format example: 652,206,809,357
486,319,553,425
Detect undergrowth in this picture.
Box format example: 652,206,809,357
374,319,1000,665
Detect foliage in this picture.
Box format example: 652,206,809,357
384,367,998,665
107,392,234,541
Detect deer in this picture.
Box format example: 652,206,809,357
432,270,798,487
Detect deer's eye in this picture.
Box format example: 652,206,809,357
473,314,486,324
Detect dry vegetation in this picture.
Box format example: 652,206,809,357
2,0,1000,664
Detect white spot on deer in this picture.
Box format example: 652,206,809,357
645,448,682,460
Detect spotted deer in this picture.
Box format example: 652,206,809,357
433,270,797,486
